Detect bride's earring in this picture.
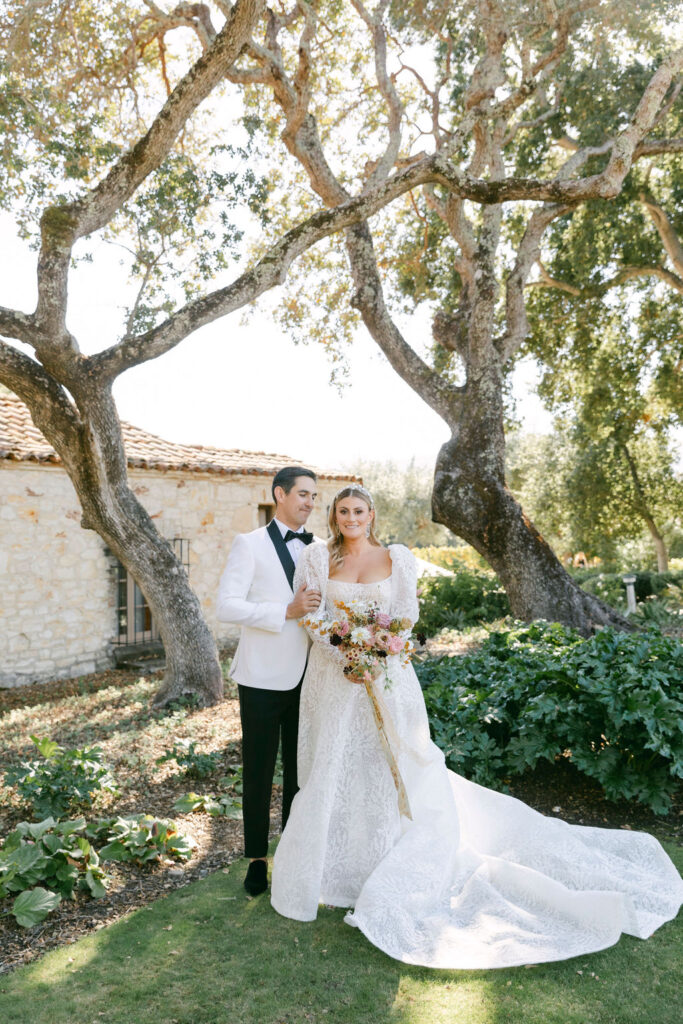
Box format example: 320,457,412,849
366,524,371,537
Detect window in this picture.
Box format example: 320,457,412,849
258,503,275,527
114,538,190,646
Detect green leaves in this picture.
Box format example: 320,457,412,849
85,815,196,865
30,735,60,759
156,740,224,780
0,817,108,922
171,762,243,819
4,739,118,820
1,812,196,928
417,622,683,812
172,792,243,820
417,569,510,637
12,887,62,929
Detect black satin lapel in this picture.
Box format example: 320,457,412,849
267,520,296,590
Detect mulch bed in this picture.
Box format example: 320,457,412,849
1,659,681,977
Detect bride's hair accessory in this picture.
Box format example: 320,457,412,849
332,483,374,507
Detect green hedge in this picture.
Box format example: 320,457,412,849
417,569,510,635
415,622,683,814
574,569,683,610
417,566,683,635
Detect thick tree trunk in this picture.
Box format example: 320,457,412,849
431,370,633,635
650,529,669,573
13,376,223,707
79,489,224,710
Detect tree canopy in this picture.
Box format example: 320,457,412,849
1,1,682,701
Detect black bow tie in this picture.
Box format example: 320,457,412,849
284,529,313,545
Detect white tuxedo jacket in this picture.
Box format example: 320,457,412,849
216,525,314,691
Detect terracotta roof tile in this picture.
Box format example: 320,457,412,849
0,392,350,480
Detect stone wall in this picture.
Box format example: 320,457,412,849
0,462,347,688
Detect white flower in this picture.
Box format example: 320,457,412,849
350,626,372,645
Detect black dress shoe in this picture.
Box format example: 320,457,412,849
244,859,268,896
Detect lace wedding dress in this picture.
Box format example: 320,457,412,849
270,543,683,969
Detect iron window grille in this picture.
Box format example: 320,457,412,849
114,538,190,646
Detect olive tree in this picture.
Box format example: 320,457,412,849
1,2,681,709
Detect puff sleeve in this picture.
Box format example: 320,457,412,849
294,543,345,665
388,544,420,626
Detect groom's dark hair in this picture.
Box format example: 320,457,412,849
272,466,317,501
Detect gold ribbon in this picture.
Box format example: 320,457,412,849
364,680,412,820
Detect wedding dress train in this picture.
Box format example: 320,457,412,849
270,544,682,969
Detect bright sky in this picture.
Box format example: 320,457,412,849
0,214,553,473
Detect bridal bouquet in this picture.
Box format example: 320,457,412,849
303,598,424,687
303,598,424,821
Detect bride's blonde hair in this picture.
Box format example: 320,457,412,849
328,485,380,571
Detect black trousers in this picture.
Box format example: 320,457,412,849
238,680,302,859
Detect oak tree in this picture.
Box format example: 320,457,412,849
1,2,682,708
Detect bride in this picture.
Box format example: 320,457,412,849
270,485,682,969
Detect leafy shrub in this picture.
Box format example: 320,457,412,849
160,693,202,713
4,736,118,819
577,570,683,611
0,817,109,927
173,764,244,819
85,815,195,864
632,593,680,626
156,740,224,779
173,792,243,819
0,813,195,928
417,570,510,636
415,622,683,814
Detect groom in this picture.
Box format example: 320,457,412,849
216,466,321,895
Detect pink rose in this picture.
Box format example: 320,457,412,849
388,635,404,655
338,621,350,637
375,612,392,629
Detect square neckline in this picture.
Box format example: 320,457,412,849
326,544,396,587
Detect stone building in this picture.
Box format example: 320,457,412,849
0,393,353,689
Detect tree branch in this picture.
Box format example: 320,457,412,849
351,0,404,192
500,203,576,361
640,192,683,279
0,307,40,347
90,159,448,379
634,136,683,158
97,15,680,406
73,0,261,238
0,340,82,455
34,0,263,340
346,222,460,425
530,260,683,297
595,47,683,196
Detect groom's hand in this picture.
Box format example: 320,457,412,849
286,584,321,619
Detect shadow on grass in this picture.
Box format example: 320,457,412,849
0,848,407,1024
0,844,681,1024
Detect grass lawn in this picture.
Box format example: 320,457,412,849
0,841,681,1024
